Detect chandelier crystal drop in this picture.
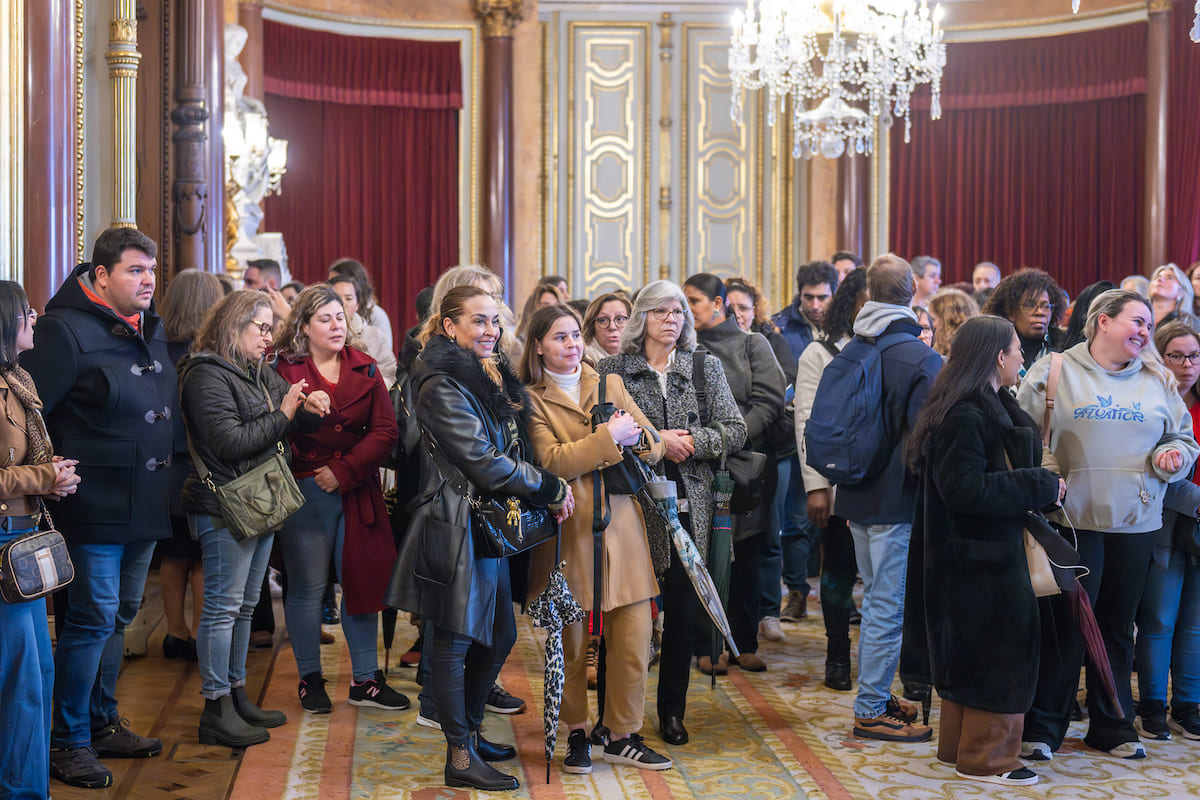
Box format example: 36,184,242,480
729,0,947,159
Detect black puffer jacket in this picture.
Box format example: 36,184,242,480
176,351,323,516
385,334,565,645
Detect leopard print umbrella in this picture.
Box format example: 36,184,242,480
527,558,585,783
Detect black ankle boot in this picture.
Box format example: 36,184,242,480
444,741,518,791
472,730,516,761
198,695,270,748
824,639,852,691
232,686,287,729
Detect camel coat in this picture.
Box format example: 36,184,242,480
525,365,665,611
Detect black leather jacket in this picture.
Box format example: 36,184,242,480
176,351,322,516
385,334,564,645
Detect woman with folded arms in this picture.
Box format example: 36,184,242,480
274,285,403,715
0,281,80,800
522,303,670,774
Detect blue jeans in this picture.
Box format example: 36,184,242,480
1137,545,1200,705
191,514,273,699
780,455,816,596
279,477,379,682
51,539,155,747
758,457,787,618
848,521,911,719
0,520,54,799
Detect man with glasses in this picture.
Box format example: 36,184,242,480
22,227,178,789
982,268,1067,371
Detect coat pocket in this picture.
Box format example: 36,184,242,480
413,516,470,588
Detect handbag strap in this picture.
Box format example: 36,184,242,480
182,373,281,490
1042,353,1063,448
592,374,610,621
692,348,709,426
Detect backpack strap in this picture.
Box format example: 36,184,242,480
818,338,841,358
1042,353,1063,448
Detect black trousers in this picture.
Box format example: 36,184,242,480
657,514,705,720
429,560,517,746
820,516,857,645
727,531,766,656
1024,528,1156,751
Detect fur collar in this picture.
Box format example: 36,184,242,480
415,334,529,428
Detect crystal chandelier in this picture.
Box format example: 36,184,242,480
1072,1,1199,42
729,0,947,159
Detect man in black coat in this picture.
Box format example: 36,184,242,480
22,228,177,789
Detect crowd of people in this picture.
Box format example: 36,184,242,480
4,225,1200,796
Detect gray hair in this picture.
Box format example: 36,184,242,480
620,280,696,354
1151,263,1199,330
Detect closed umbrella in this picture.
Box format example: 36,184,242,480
527,542,585,784
642,478,740,658
706,423,737,687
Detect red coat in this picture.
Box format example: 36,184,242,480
275,346,399,615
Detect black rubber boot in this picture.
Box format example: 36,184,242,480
232,686,287,729
824,638,852,691
198,695,270,748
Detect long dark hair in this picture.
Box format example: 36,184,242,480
821,267,868,341
682,273,728,303
905,315,1016,473
1061,280,1116,349
0,281,29,369
519,303,583,385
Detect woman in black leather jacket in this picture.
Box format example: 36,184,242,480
386,286,573,792
177,290,328,749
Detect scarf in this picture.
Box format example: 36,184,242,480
4,367,51,466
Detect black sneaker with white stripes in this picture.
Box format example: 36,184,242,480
603,733,673,770
348,670,411,710
563,729,592,774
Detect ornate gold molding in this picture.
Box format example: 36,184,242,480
1,0,23,282
475,0,523,38
1146,0,1172,13
74,0,85,259
107,0,140,228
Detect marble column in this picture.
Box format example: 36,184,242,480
24,0,78,308
836,153,869,260
1144,0,1170,271
108,0,141,228
475,0,522,299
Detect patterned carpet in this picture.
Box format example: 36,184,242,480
226,592,1200,800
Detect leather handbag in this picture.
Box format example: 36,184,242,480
589,374,658,496
185,385,305,542
692,348,768,513
0,508,73,604
425,431,557,558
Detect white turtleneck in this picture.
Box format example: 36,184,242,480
546,366,583,405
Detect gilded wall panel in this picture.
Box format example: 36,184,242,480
568,24,649,297
682,25,765,288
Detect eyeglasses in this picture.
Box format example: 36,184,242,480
249,320,274,337
17,308,36,323
650,308,685,321
1164,351,1200,365
1021,301,1055,314
595,315,628,329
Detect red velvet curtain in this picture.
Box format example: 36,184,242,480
261,21,461,338
1167,2,1200,267
890,25,1147,296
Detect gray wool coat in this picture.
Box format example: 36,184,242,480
597,348,747,574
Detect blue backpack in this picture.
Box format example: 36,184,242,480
804,331,909,485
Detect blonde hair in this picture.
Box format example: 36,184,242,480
929,288,980,358
431,264,518,355
191,290,272,366
1086,288,1175,389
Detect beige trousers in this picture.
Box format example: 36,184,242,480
560,599,652,735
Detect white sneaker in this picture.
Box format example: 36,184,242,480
758,616,787,643
1019,741,1052,760
955,767,1039,786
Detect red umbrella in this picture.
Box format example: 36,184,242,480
1068,579,1121,710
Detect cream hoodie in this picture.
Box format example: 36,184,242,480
1017,341,1199,533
